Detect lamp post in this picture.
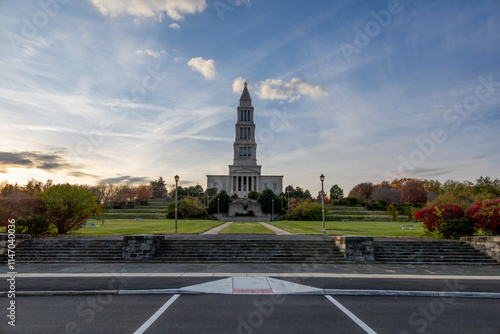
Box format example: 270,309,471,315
217,198,220,216
272,198,274,222
174,175,179,234
320,174,325,235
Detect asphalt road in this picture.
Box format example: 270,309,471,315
1,276,500,333
1,294,499,333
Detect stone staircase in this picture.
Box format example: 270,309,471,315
11,239,124,263
153,239,346,264
374,240,497,265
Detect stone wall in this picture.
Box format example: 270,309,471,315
0,234,31,255
123,235,163,260
461,236,500,262
215,215,276,222
331,236,374,263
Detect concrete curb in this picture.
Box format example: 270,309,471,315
1,290,118,296
5,289,500,298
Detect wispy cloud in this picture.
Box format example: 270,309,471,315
136,49,167,58
88,0,207,21
256,78,327,102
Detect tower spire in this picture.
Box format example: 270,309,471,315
239,82,251,107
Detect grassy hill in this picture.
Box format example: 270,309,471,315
103,199,171,219
325,204,410,222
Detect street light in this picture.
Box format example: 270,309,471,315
272,198,274,222
217,198,220,216
174,175,179,234
320,174,325,235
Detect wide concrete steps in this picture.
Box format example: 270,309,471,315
153,240,345,264
374,240,497,265
10,239,124,263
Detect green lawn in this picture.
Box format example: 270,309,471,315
220,222,275,234
268,220,426,237
73,219,225,236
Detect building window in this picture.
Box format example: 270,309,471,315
264,183,268,189
241,110,244,121
248,147,251,159
239,127,243,139
243,147,247,159
244,127,247,139
223,183,226,190
213,183,217,189
239,147,243,159
273,183,277,191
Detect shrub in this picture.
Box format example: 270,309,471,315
331,199,347,206
366,200,387,211
344,197,358,206
416,204,464,233
16,215,51,237
467,199,500,235
434,217,476,239
167,197,208,219
247,191,260,200
286,201,325,221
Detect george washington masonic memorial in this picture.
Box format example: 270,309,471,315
207,83,283,197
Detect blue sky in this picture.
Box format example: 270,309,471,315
0,0,499,195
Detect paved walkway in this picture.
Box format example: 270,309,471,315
201,221,233,234
259,222,293,235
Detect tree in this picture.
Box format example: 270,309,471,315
208,190,231,214
248,191,260,200
257,189,282,214
0,197,44,226
136,185,153,204
348,182,374,202
150,177,167,199
329,185,344,200
370,186,401,205
38,185,97,234
303,190,312,200
400,180,427,204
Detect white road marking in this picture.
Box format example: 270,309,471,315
133,294,180,334
325,295,377,334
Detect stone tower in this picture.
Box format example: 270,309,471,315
207,83,283,197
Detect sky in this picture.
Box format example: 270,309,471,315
0,0,499,195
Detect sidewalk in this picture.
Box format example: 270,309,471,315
8,262,500,276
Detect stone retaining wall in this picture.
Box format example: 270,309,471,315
215,215,275,223
0,234,31,255
123,235,164,260
460,236,500,262
331,236,374,263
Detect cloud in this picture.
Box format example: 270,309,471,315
169,23,181,30
99,175,151,184
232,77,251,94
136,49,167,58
88,0,207,21
174,57,183,62
187,57,217,80
67,171,99,179
0,151,74,173
256,78,327,102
